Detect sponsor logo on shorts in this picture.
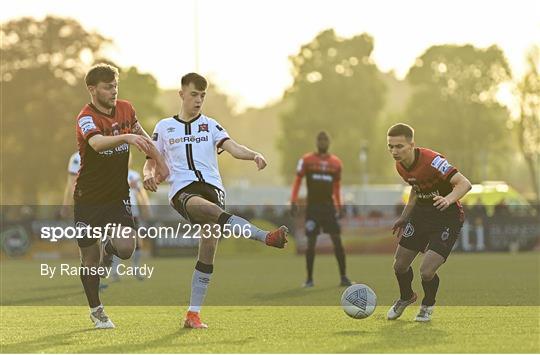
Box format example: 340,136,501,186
123,199,132,215
402,222,415,238
305,220,317,232
441,227,450,241
75,221,89,237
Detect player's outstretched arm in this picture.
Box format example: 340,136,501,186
88,133,153,154
132,122,168,168
143,159,159,192
221,139,267,170
433,173,472,211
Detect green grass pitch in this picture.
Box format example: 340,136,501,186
1,246,539,353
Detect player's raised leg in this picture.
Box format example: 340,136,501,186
186,196,288,248
79,243,114,329
415,250,444,322
387,245,418,320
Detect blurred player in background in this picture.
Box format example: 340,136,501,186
386,123,471,322
144,72,288,329
61,152,81,219
73,63,168,329
290,131,353,288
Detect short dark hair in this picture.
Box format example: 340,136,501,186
387,123,414,140
85,63,119,86
181,73,208,91
317,131,329,139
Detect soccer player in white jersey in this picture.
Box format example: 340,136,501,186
143,73,288,329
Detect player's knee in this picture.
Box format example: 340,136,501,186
116,246,134,260
190,204,222,224
420,266,436,281
393,260,409,274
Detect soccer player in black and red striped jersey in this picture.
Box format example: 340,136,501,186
290,131,353,288
386,123,471,322
74,64,168,328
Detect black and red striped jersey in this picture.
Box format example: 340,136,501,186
397,147,463,219
291,152,342,207
74,100,137,203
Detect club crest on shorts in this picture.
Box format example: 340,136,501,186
123,199,132,215
402,222,414,238
305,220,316,232
441,227,450,241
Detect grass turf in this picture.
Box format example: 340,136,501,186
1,306,538,353
1,250,539,353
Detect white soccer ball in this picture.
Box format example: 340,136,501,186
341,284,377,319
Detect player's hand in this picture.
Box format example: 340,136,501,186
154,162,169,184
290,202,298,216
433,195,451,211
253,153,267,170
143,174,158,192
125,134,154,154
336,207,346,219
392,218,407,238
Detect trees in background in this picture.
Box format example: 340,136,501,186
516,46,540,202
403,44,513,183
1,16,162,204
278,29,386,184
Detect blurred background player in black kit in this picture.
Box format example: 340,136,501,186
290,131,353,288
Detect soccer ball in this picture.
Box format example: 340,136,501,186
341,284,377,319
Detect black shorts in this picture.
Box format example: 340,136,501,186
399,214,462,260
305,205,341,237
73,198,135,248
172,182,225,224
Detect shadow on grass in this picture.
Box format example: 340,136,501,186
337,317,449,353
1,328,95,353
1,290,83,306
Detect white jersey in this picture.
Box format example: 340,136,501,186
152,114,230,202
128,170,142,217
67,152,81,175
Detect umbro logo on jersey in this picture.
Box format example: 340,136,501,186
198,124,209,133
169,136,209,144
167,127,176,133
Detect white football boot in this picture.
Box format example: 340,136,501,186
414,304,434,322
387,292,417,320
90,306,115,329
